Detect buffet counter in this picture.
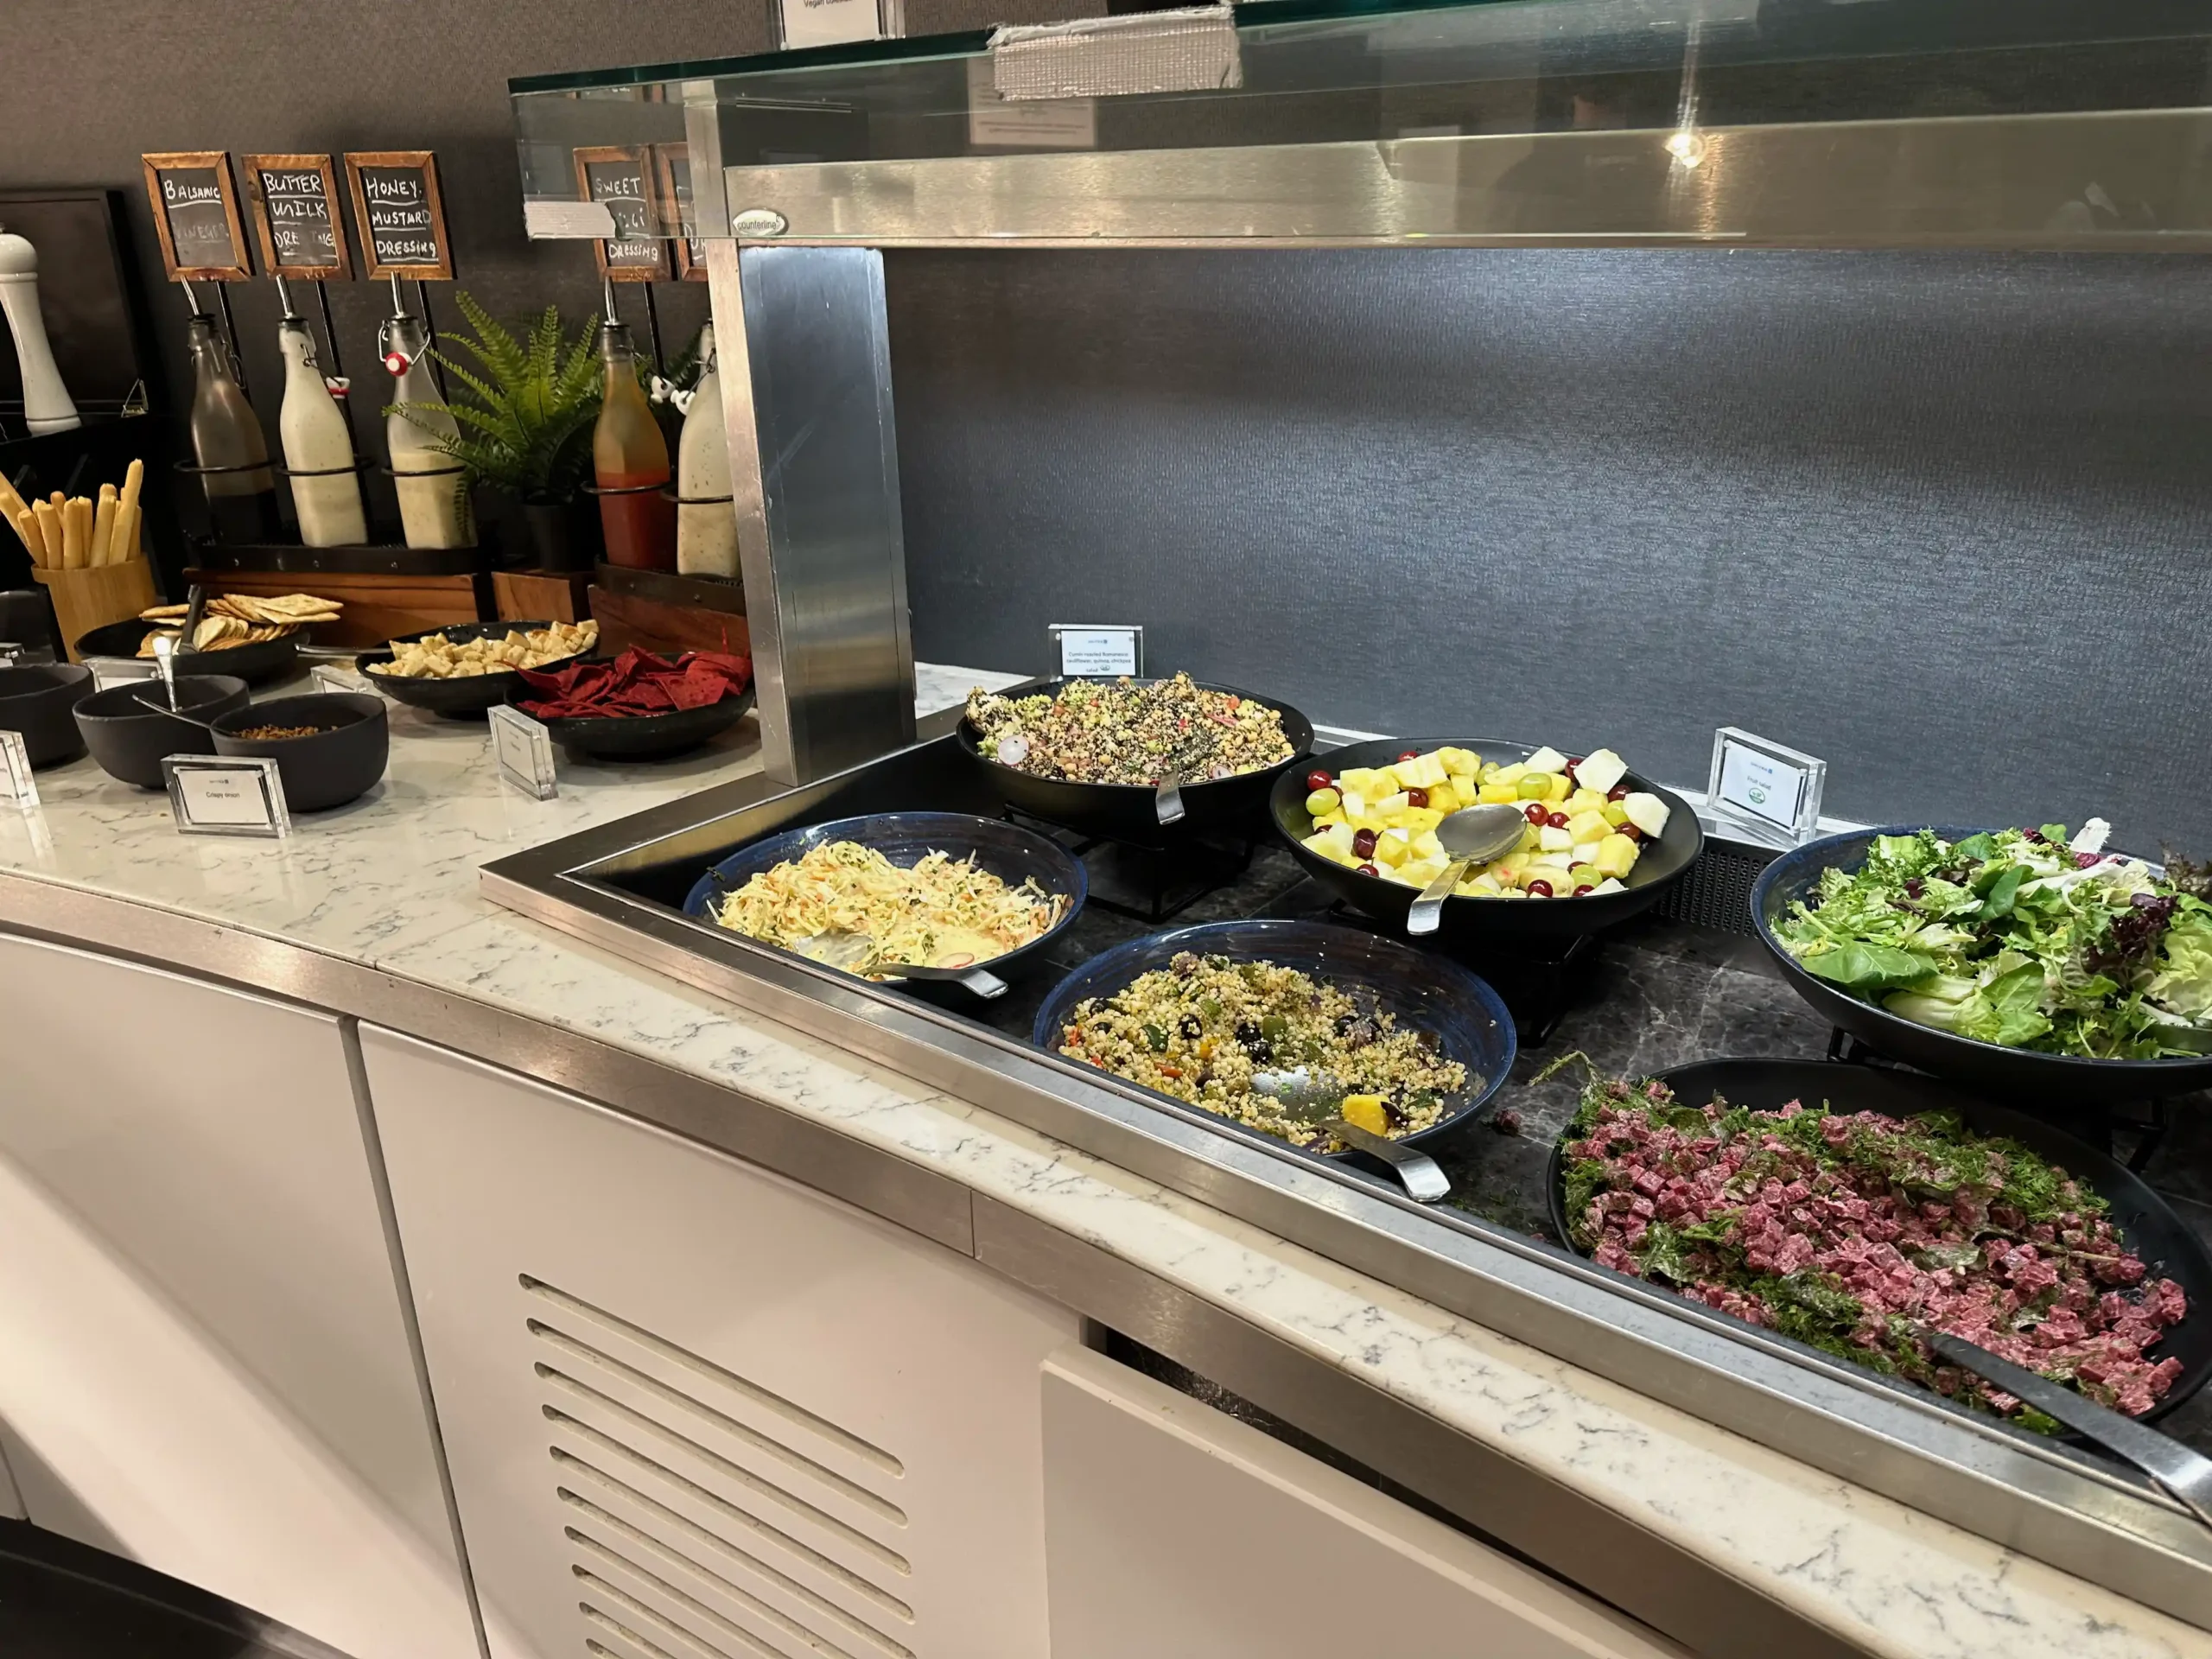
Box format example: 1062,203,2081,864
0,669,2202,1659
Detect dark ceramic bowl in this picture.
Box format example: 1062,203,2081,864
0,663,94,767
1546,1058,2212,1427
537,690,755,761
357,622,593,720
74,620,300,688
211,693,389,811
73,676,251,789
957,677,1315,839
1032,919,1516,1184
1272,737,1703,944
681,810,1087,991
1753,826,2212,1104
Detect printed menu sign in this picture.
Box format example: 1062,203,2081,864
344,151,453,280
243,153,351,279
142,152,251,281
654,143,707,282
575,147,670,282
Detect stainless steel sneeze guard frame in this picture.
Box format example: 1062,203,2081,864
479,735,2212,1630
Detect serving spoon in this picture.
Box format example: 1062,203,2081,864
1254,1068,1452,1202
792,928,1010,1000
1407,803,1528,936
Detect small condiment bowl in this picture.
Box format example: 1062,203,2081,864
211,692,388,811
74,675,251,789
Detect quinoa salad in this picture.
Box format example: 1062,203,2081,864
1559,1065,2188,1426
966,673,1294,788
1056,951,1466,1149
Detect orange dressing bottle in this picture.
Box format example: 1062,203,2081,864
592,319,675,571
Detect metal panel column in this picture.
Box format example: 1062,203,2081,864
705,238,915,785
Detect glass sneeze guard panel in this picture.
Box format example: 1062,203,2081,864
511,0,2212,248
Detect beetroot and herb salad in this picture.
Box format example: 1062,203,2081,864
1557,1065,2188,1427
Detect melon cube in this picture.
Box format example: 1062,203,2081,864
1537,824,1573,853
1575,748,1629,795
1622,792,1671,838
1412,829,1443,861
1391,752,1449,790
1437,747,1480,777
1523,746,1568,775
1374,791,1411,819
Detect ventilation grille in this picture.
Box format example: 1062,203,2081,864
1653,834,1780,936
521,1275,914,1659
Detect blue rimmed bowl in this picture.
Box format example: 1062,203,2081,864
681,810,1086,990
1033,918,1516,1178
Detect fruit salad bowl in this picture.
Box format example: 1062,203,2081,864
1270,736,1703,944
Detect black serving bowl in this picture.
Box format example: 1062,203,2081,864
357,622,594,720
1546,1058,2212,1427
536,690,755,762
75,620,300,688
1752,826,2212,1104
0,663,94,767
681,810,1086,992
210,693,388,811
1033,919,1516,1185
1271,737,1703,944
957,677,1314,839
73,676,251,789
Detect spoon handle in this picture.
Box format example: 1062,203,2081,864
1154,768,1186,825
951,966,1009,1000
1407,858,1472,936
1321,1117,1450,1202
1925,1332,2212,1529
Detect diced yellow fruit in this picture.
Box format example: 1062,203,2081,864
1478,762,1501,782
1547,773,1572,804
1424,781,1459,813
1412,829,1443,860
1400,806,1444,833
1460,873,1503,896
1437,747,1479,777
1603,803,1631,828
1478,782,1519,805
1306,823,1357,861
1376,828,1413,867
1622,791,1671,838
1537,824,1573,853
1338,768,1382,795
1393,752,1448,789
1574,748,1630,795
1313,811,1347,830
1338,788,1367,821
1397,855,1449,887
1594,833,1639,879
1306,786,1341,816
1340,1094,1389,1135
1375,791,1411,818
1514,824,1540,853
1566,810,1610,842
1499,852,1530,874
1495,762,1528,785
1569,787,1608,812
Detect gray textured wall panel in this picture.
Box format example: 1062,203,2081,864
888,249,2212,852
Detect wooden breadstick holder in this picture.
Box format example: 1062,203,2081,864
33,557,159,662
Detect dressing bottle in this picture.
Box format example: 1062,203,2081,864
275,289,365,547
185,311,280,543
592,312,675,571
381,299,474,550
676,322,739,579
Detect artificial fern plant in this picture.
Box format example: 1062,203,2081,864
388,290,601,503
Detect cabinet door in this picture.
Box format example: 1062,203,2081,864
1043,1349,1691,1659
362,1024,1080,1659
0,933,475,1659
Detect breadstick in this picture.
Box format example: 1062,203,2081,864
48,491,63,515
92,492,118,568
14,508,43,568
114,504,141,566
114,460,143,563
33,500,61,568
60,498,87,569
0,469,29,529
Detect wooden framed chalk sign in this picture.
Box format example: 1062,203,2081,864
142,152,252,281
575,146,671,282
242,153,352,280
344,151,454,281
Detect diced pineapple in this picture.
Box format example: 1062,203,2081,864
1566,810,1610,843
1546,773,1572,804
1340,1094,1389,1135
1622,792,1671,838
1494,762,1528,785
1338,767,1383,795
1412,829,1443,861
1374,791,1411,819
1593,833,1640,879
1400,806,1444,834
1338,789,1368,825
1306,823,1357,862
1459,873,1504,896
1306,786,1341,816
1424,780,1459,813
1535,851,1575,871
1376,827,1413,867
1516,823,1541,853
1391,751,1448,790
1568,787,1608,813
1478,782,1519,805
1437,747,1479,777
1397,855,1449,888
1537,824,1573,853
1313,811,1348,830
1575,748,1629,795
1523,746,1568,774
1498,853,1531,875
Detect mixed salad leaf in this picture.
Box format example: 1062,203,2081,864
1775,823,2212,1058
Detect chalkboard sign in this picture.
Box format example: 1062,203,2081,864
654,143,707,283
343,151,452,281
141,152,251,281
575,147,670,283
242,153,350,280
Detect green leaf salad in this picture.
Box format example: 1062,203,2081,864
1775,822,2212,1059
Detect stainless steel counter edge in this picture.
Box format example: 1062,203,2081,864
0,865,2200,1649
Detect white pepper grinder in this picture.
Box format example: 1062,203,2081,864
0,225,80,435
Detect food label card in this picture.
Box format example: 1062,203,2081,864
87,658,157,693
575,146,671,282
1051,624,1142,678
488,704,558,800
1707,726,1825,847
164,755,291,838
0,730,37,810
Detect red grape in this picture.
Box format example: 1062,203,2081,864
1573,884,1594,896
1395,748,1421,763
1305,769,1333,793
1357,862,1380,877
1405,787,1429,808
1525,880,1554,898
1523,804,1548,824
1607,786,1628,803
1546,810,1570,830
1351,829,1377,858
1618,823,1643,842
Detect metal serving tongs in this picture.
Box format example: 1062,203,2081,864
1253,1067,1450,1202
792,929,1010,1000
142,584,209,715
1926,1330,2212,1530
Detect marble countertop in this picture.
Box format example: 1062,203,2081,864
0,663,2204,1659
